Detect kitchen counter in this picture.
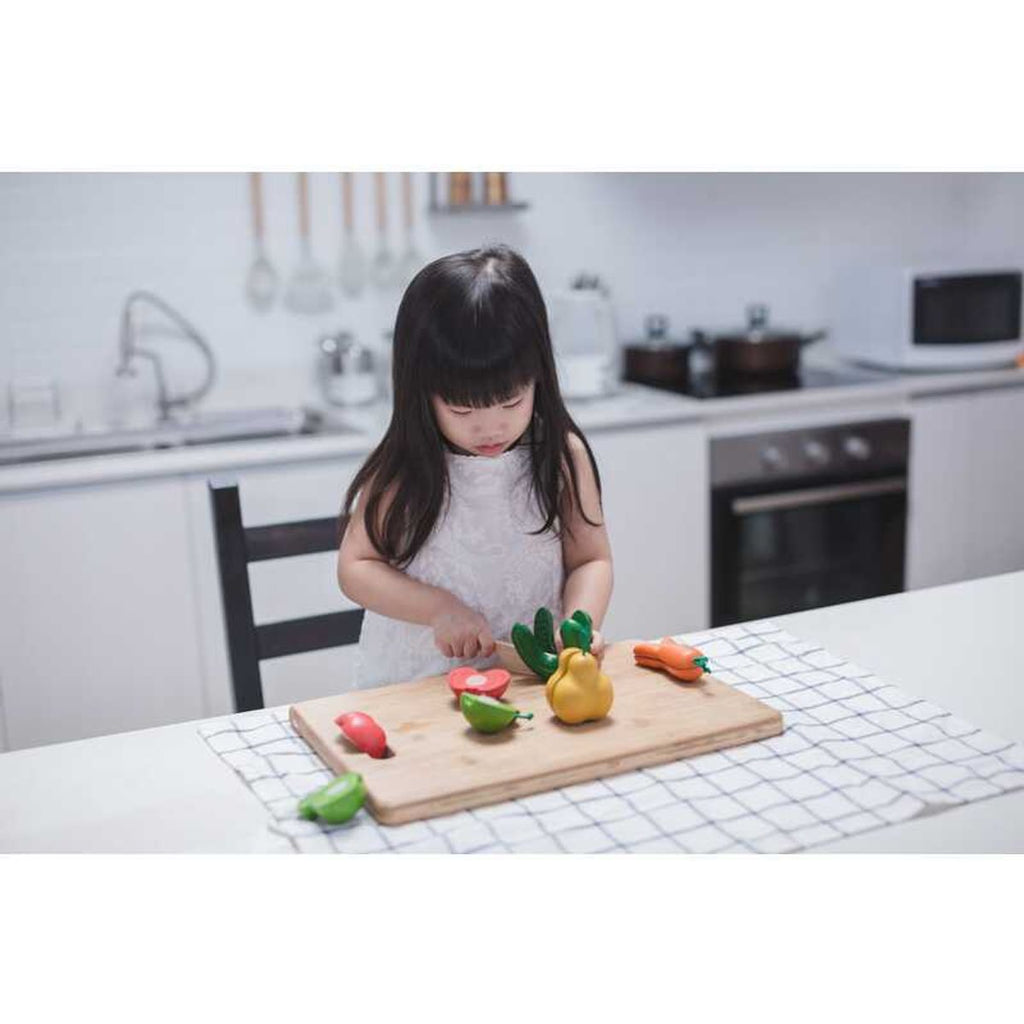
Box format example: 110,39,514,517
2,358,1023,495
1,570,1021,853
683,355,1024,425
0,384,703,495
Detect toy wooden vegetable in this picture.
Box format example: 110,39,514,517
633,638,710,682
511,607,559,679
334,711,388,758
460,692,534,734
447,667,511,700
560,609,593,654
533,605,557,655
545,647,613,725
512,607,593,679
298,772,366,824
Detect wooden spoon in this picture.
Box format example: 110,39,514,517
244,172,278,312
337,172,367,298
369,172,396,289
395,172,423,288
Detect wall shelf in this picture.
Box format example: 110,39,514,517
428,202,530,215
427,172,529,214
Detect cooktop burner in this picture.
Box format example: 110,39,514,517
660,366,885,399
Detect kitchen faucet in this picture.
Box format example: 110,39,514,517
115,291,217,421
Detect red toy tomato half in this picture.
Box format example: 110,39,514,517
333,711,388,759
447,667,511,700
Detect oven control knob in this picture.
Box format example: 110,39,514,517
761,445,786,471
803,439,831,466
843,435,872,461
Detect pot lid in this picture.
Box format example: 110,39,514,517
630,313,690,349
716,303,809,344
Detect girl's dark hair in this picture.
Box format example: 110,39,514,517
342,244,602,567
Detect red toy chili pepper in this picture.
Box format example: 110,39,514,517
334,711,388,758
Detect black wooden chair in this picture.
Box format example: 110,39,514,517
208,478,364,712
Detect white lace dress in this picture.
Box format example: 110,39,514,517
352,445,564,690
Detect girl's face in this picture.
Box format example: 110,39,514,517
431,380,535,457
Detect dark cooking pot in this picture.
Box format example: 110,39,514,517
622,314,692,391
698,304,827,377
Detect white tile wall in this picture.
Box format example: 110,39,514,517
3,171,1023,424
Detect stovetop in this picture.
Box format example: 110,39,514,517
645,366,886,399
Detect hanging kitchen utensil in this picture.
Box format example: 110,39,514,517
244,172,278,312
703,303,827,378
369,172,396,290
337,172,367,298
395,172,423,288
284,172,334,315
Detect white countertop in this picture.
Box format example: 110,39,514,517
1,570,1021,853
0,383,703,495
2,357,1023,495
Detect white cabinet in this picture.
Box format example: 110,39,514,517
0,478,207,750
0,678,9,752
907,391,974,588
589,421,708,640
964,386,1024,580
908,385,1024,590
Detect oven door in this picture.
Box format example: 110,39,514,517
711,474,907,626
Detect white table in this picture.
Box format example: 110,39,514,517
1,571,1021,853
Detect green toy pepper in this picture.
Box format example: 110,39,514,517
560,609,593,654
533,606,556,657
512,607,595,679
298,772,366,824
511,607,559,679
460,692,534,734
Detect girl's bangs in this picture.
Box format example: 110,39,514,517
425,316,541,409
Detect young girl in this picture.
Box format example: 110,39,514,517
337,244,613,690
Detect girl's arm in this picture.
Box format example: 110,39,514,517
337,485,495,659
561,433,614,654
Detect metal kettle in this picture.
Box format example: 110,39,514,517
548,272,619,399
317,331,379,406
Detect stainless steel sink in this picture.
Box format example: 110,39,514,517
0,407,360,468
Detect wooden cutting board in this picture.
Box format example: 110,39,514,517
289,640,783,825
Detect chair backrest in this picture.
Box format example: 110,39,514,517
208,478,364,712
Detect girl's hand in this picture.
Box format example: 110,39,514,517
431,598,495,660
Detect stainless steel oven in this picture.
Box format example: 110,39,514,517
710,418,910,626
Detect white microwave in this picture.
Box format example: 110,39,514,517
833,266,1023,371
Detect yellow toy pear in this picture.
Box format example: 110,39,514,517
545,646,614,725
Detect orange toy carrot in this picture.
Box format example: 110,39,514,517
633,638,709,682
634,651,699,682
